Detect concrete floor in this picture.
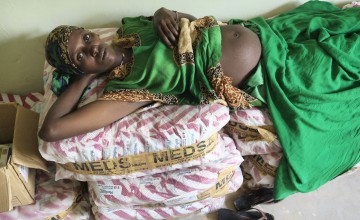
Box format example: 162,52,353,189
198,170,360,220
258,171,360,220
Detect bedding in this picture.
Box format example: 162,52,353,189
88,134,243,207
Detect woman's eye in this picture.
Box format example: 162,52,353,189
77,52,84,62
84,33,91,43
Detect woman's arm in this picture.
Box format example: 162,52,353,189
39,74,151,142
153,7,197,48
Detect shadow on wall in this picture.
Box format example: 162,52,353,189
0,20,120,96
259,1,349,18
260,2,298,18
0,34,46,95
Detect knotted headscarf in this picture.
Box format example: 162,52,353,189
45,25,84,96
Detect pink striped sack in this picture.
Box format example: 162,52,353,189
91,194,225,220
39,28,231,182
241,152,283,189
90,152,241,220
0,92,43,111
222,107,282,156
0,93,27,106
48,103,230,181
0,166,92,220
342,1,360,8
88,134,243,207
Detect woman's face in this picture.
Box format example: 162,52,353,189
67,29,121,74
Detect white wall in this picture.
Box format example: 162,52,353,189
0,0,348,95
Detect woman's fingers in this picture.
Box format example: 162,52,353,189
153,7,180,48
169,17,179,33
158,19,179,48
157,26,174,48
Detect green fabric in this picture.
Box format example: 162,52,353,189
242,61,267,105
231,1,360,200
103,16,222,105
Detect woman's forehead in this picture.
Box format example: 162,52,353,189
68,29,83,51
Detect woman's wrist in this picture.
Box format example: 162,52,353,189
76,74,96,87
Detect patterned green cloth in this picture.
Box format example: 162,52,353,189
231,1,360,199
102,16,257,108
102,16,222,105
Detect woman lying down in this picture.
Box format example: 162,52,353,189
39,1,360,202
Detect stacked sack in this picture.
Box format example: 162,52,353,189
88,134,243,219
221,107,283,189
39,102,244,219
41,104,234,180
39,28,245,220
225,106,360,190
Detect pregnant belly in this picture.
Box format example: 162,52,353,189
219,25,262,87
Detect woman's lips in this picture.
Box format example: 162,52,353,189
100,47,106,61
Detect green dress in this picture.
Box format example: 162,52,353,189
101,16,257,108
230,1,360,200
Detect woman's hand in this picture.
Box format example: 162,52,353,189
153,7,179,49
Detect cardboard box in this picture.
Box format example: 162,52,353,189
0,145,11,167
0,103,47,213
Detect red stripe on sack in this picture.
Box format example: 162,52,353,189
137,209,154,219
23,92,43,109
154,208,172,219
166,177,197,192
8,94,15,103
22,102,31,109
113,210,134,220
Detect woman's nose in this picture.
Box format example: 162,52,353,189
88,45,99,57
